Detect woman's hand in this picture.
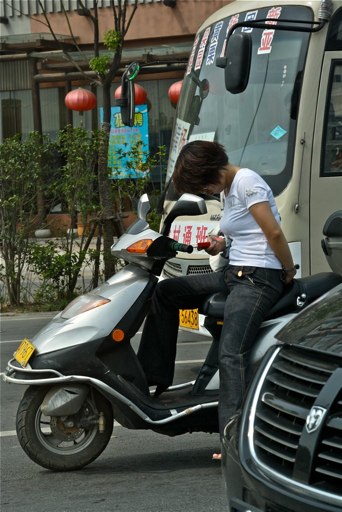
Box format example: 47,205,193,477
282,266,297,285
205,236,226,256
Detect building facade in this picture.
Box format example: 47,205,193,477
0,0,230,169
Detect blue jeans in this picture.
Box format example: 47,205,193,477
137,266,284,436
218,266,284,435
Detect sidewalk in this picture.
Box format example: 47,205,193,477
0,235,115,308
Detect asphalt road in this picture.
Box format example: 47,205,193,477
0,313,227,512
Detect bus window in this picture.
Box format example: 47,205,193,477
322,62,342,175
166,5,312,199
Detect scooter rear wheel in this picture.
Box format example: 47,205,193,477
16,385,113,471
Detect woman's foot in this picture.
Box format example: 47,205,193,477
212,453,222,461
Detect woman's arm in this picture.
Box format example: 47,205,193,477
249,201,296,284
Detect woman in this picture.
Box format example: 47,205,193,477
137,140,296,442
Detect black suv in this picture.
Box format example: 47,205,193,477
222,283,342,512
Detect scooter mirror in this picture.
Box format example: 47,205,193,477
137,194,151,221
114,62,140,127
161,193,207,236
321,210,342,274
176,194,207,215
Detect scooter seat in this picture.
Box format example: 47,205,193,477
201,272,342,320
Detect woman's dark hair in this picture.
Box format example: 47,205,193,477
172,140,228,194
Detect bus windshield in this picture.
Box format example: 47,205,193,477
166,4,312,198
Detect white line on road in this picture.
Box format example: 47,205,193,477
1,314,57,321
1,422,123,438
0,430,17,437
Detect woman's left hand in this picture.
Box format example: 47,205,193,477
282,266,297,285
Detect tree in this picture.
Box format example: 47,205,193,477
53,125,101,295
56,125,100,233
33,0,139,279
113,140,166,215
0,133,53,305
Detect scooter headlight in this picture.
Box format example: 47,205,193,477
61,294,110,319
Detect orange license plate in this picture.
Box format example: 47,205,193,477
14,338,35,367
179,309,199,330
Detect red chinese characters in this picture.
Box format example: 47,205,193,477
186,34,200,76
194,27,211,71
195,225,208,244
171,224,209,246
220,14,240,58
258,6,282,55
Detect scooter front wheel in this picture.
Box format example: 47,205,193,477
16,385,113,471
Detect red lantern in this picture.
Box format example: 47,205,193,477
168,80,183,106
114,83,147,106
65,88,97,112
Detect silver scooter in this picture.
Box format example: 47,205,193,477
3,194,341,471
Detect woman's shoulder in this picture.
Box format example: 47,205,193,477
235,168,267,186
238,167,261,178
232,169,273,202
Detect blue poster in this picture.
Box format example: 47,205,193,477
100,105,149,179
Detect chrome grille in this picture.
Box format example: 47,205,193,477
187,265,212,275
314,391,342,490
252,345,342,494
163,260,212,278
163,261,183,278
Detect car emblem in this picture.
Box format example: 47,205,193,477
305,406,327,434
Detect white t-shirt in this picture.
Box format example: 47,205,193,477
220,168,282,269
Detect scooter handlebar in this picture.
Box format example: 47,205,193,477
168,241,194,254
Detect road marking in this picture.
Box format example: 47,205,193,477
1,422,123,438
0,315,56,321
0,430,17,437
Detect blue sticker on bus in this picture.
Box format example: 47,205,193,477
270,125,287,140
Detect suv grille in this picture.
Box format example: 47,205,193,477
252,345,342,495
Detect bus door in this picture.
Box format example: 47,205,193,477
311,52,342,273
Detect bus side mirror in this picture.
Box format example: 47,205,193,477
189,95,201,125
216,33,252,94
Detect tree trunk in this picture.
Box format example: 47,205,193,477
68,221,97,295
30,58,47,228
92,223,102,289
98,82,124,279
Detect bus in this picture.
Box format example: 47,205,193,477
117,0,342,331
160,0,342,285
